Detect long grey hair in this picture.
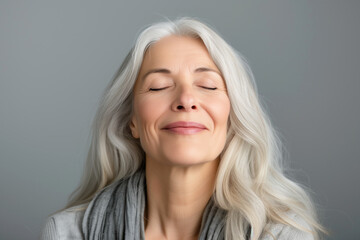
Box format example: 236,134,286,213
66,17,325,239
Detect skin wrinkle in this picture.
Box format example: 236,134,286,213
130,35,230,240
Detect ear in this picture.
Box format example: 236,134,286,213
129,116,140,139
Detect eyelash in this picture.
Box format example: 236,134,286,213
149,86,217,91
202,87,217,90
149,87,169,91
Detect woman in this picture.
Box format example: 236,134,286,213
41,17,326,240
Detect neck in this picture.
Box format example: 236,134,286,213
144,158,219,240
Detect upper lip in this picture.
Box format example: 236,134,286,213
162,121,207,129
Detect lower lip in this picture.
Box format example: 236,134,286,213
163,127,205,135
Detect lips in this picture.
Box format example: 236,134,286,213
162,121,207,134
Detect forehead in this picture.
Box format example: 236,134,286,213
141,35,218,69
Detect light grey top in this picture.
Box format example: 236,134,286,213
40,206,314,240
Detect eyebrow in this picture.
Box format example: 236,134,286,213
141,67,222,81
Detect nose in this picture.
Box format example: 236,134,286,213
171,85,198,112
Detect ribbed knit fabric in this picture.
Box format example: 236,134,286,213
41,217,57,240
40,205,86,239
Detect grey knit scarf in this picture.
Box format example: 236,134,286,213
82,168,228,240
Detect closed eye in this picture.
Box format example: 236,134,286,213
201,87,217,90
149,87,169,91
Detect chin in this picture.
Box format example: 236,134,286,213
161,148,218,167
165,158,211,167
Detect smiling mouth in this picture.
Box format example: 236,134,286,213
162,121,207,135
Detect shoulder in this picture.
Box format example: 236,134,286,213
40,205,86,240
260,211,315,240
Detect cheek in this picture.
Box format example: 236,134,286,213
207,95,231,127
133,96,172,160
134,96,167,134
207,96,231,157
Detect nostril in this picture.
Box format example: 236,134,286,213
176,105,197,110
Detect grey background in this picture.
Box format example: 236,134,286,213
1,0,359,239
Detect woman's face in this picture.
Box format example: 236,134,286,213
130,35,231,166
